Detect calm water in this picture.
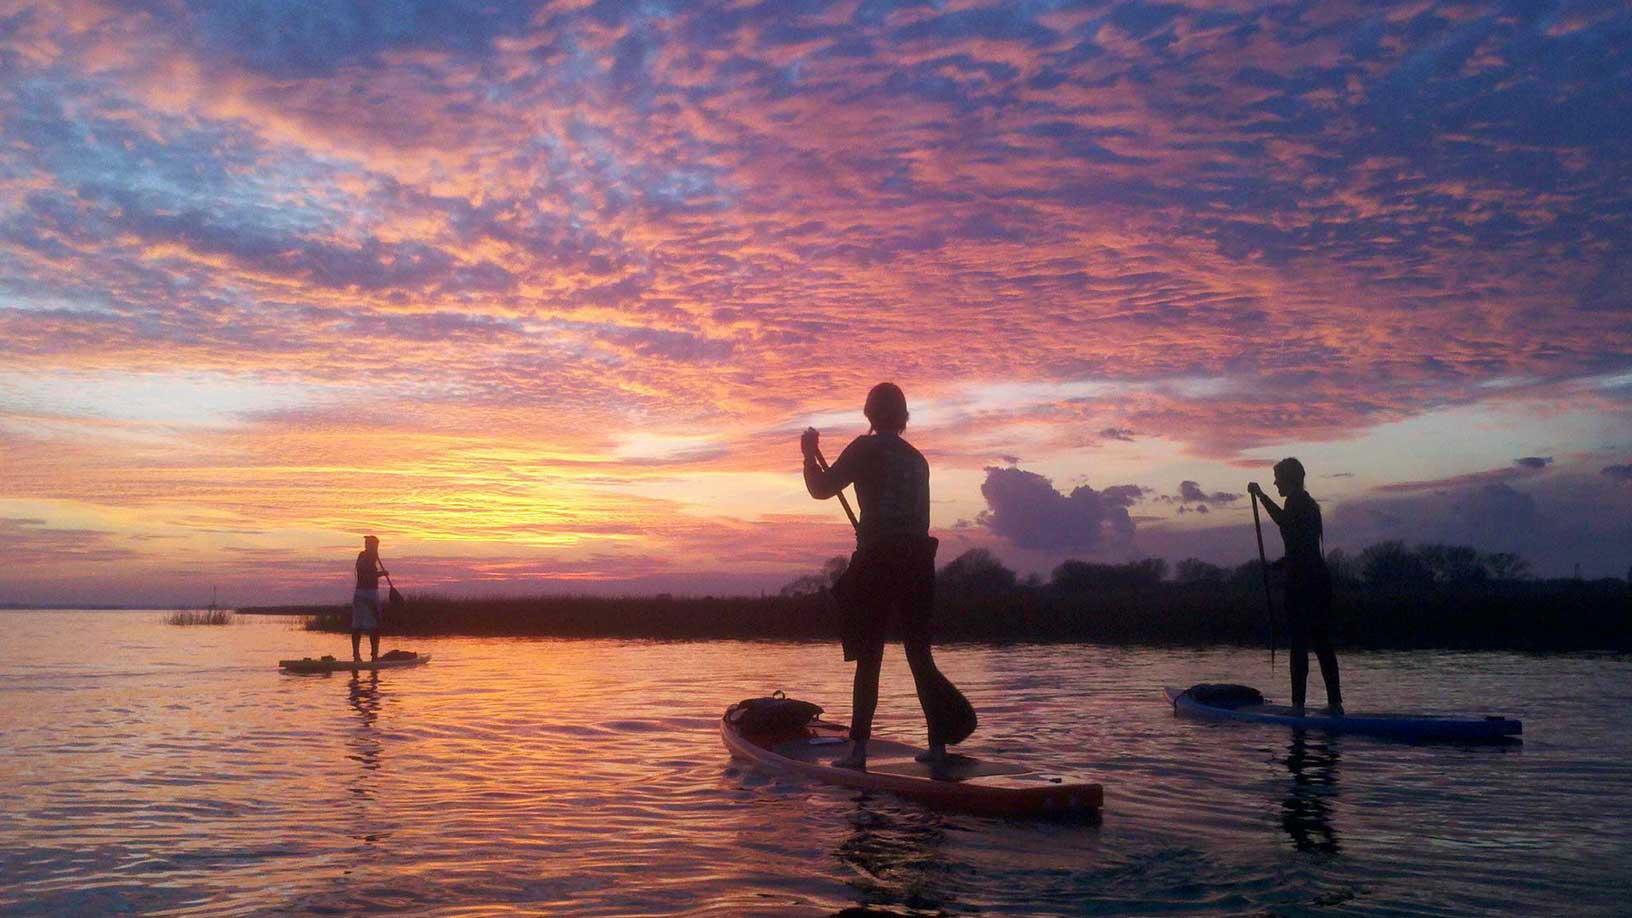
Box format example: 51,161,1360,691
2,612,1630,916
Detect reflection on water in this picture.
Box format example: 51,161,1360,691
835,799,952,914
0,612,1629,915
347,670,382,804
1281,731,1340,854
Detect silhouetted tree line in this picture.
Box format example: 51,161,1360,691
260,541,1629,650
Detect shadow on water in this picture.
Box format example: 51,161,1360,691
1281,730,1340,855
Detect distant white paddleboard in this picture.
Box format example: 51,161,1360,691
278,653,430,673
1164,685,1520,741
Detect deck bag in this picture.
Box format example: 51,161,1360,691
379,649,417,661
727,691,824,734
1184,683,1265,708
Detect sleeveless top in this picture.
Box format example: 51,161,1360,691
356,551,382,590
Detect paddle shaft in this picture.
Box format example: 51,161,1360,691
1251,491,1276,665
811,447,860,533
377,559,401,616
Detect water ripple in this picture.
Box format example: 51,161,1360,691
0,613,1628,915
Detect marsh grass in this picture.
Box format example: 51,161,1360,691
166,609,234,626
256,578,1632,651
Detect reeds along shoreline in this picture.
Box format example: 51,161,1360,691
166,609,234,626
247,578,1632,651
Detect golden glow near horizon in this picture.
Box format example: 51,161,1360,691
2,2,1630,603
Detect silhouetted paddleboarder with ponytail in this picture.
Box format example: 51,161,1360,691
1249,458,1342,717
802,382,975,769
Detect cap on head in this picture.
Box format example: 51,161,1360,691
1272,457,1306,488
364,535,380,546
864,382,909,433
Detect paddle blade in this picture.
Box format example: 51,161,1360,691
927,667,977,746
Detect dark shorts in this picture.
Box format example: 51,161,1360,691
835,534,938,660
1285,565,1333,621
1286,612,1333,653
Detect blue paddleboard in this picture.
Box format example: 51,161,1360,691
1164,685,1521,741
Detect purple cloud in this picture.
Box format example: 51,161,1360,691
0,518,135,565
1167,481,1241,508
977,467,1140,550
1330,474,1632,577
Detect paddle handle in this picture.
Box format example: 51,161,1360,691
812,447,859,533
1251,491,1276,666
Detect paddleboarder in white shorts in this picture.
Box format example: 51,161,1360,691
352,535,388,662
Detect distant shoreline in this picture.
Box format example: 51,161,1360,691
241,579,1632,652
0,606,212,612
1,605,152,611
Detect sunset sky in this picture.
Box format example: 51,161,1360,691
2,0,1629,606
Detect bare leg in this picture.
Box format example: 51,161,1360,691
368,632,380,661
1311,621,1342,712
836,645,883,768
903,638,947,762
1288,620,1310,714
351,631,362,661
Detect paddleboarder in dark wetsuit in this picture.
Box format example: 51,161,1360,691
802,382,974,769
1249,458,1343,716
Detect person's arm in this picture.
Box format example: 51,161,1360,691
803,431,861,500
1247,482,1286,525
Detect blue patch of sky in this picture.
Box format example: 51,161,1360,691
3,77,373,243
889,5,1059,47
852,0,938,28
555,118,735,219
0,281,112,317
182,0,537,78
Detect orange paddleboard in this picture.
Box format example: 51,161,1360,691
721,707,1101,816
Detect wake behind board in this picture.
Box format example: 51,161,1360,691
1164,685,1521,742
279,653,431,673
721,710,1101,816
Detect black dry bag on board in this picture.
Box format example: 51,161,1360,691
727,691,824,734
1183,683,1265,709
